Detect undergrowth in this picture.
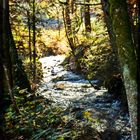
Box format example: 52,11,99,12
3,91,102,140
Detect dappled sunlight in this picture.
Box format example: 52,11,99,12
1,0,138,139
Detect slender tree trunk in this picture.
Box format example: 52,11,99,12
32,0,36,82
138,0,140,48
0,57,4,104
0,0,5,127
109,0,138,139
137,1,140,139
0,3,8,138
0,65,7,140
101,0,117,55
101,0,120,73
136,1,140,73
3,0,13,91
0,0,4,96
63,0,75,53
84,0,91,33
27,10,32,63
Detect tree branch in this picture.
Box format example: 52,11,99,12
58,0,68,5
58,0,101,6
75,2,101,6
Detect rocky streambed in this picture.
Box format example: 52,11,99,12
38,55,131,140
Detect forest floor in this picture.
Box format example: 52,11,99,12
37,55,131,140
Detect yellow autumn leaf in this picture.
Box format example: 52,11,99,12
83,111,92,118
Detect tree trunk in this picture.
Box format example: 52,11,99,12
32,0,36,82
109,0,138,139
8,20,31,91
101,0,120,74
0,57,4,103
101,0,128,108
1,0,19,113
27,10,32,63
0,0,4,96
101,0,117,55
136,1,140,75
137,1,140,139
0,0,31,110
0,0,5,125
63,0,75,53
84,0,91,33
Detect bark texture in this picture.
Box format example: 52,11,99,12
84,0,91,32
0,0,31,112
63,0,75,53
32,0,36,82
109,0,138,139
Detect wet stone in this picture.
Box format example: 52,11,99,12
38,55,131,140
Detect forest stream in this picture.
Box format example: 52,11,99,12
38,55,131,140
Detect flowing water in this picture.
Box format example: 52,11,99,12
38,55,131,140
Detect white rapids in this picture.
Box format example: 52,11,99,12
38,55,131,140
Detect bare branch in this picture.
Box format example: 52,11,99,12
75,2,101,6
58,0,101,6
58,0,68,5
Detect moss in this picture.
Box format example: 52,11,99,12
109,0,138,139
109,0,137,81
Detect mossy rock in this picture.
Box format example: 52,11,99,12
65,43,120,86
75,126,102,140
